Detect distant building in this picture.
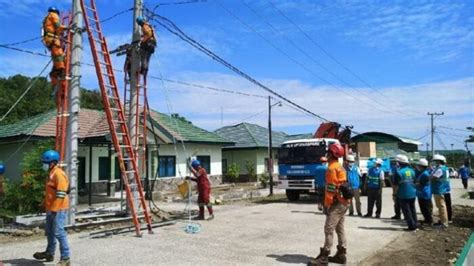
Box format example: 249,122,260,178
351,131,422,159
0,109,232,194
215,122,311,179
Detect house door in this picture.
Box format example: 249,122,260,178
77,157,86,190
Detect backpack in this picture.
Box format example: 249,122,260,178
339,182,354,200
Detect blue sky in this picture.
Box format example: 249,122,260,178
0,0,473,150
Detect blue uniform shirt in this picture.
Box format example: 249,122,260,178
416,169,431,200
431,165,449,195
367,167,383,189
346,164,361,189
314,164,328,189
459,166,471,180
397,166,417,199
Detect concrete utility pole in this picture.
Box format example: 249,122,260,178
129,0,142,153
126,0,143,213
268,96,273,196
428,112,444,158
66,0,83,225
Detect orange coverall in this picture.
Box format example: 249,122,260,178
42,11,66,87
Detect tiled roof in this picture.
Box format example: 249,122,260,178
0,109,109,139
0,109,231,145
214,122,292,148
150,111,232,144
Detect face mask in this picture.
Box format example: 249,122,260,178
42,163,50,171
348,163,354,167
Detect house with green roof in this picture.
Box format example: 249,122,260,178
0,108,232,195
215,122,311,178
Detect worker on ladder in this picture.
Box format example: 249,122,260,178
42,6,69,89
0,162,5,202
136,16,157,78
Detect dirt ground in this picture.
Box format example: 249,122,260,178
361,205,474,265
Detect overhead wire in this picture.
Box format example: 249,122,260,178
145,9,330,123
266,0,409,111
0,60,52,123
238,0,415,118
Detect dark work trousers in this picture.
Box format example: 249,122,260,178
400,198,417,230
417,198,433,224
462,179,468,189
444,193,452,221
394,197,402,218
367,188,382,216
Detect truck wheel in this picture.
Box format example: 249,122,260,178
286,190,300,201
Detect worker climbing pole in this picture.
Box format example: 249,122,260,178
42,6,74,166
55,14,74,166
79,0,153,236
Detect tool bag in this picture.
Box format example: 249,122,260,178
339,182,354,200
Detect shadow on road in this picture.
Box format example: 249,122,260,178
1,258,44,265
358,226,404,231
291,210,324,215
266,254,312,264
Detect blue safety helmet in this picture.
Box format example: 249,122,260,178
191,160,201,169
48,6,59,15
136,16,145,25
41,150,60,164
0,162,5,175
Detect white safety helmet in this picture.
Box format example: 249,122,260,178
417,159,429,167
395,154,409,164
346,155,355,162
432,154,446,163
375,158,384,165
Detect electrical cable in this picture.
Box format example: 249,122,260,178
266,0,406,108
438,126,472,133
145,10,330,123
0,59,52,123
0,37,42,47
239,0,415,118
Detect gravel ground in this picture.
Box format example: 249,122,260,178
1,181,472,265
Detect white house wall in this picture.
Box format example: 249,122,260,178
78,145,110,183
148,143,223,179
222,148,279,175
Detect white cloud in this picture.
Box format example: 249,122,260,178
146,72,473,149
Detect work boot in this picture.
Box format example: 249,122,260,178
33,251,54,262
391,215,401,220
207,214,214,221
357,212,362,217
328,245,347,264
57,258,70,266
192,215,204,220
363,213,372,218
308,248,330,265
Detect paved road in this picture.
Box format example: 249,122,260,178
1,180,472,265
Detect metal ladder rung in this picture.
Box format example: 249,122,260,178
84,5,96,12
119,145,131,148
124,170,136,174
86,16,99,23
92,37,104,44
98,61,110,66
113,120,125,124
110,107,121,111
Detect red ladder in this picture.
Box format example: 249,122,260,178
80,0,153,236
55,14,74,165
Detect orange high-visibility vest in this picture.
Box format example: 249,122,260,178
324,159,349,207
43,12,65,37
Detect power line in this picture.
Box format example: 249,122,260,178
98,7,134,24
0,37,42,47
215,1,391,115
153,0,206,7
438,126,472,133
266,0,401,107
239,0,415,118
0,60,52,123
145,10,330,122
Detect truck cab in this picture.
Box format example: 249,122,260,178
277,138,341,201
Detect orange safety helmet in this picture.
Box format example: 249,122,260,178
328,143,344,158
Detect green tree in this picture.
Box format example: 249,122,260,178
0,75,103,126
1,140,54,215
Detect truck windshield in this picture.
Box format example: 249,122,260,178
279,141,327,164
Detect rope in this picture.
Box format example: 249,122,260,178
183,180,201,234
0,59,52,123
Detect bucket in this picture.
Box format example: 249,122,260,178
177,180,190,198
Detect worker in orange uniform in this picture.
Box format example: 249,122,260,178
309,143,349,265
136,16,157,77
42,6,68,88
33,150,70,266
186,160,214,220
